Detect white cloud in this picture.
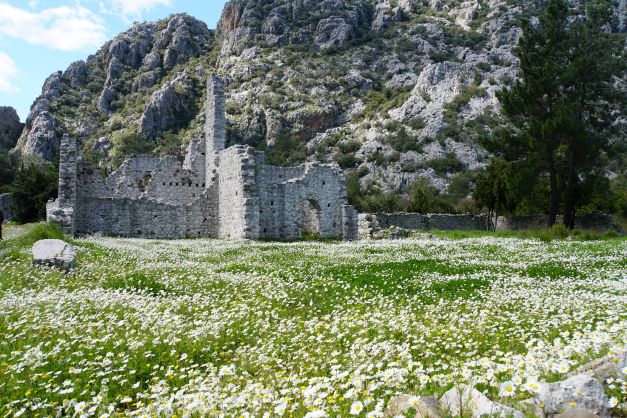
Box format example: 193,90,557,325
0,52,19,93
0,3,107,52
104,0,172,19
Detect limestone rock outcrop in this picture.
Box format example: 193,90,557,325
18,13,212,159
32,239,76,272
568,351,626,381
139,72,197,141
12,0,625,198
22,111,59,160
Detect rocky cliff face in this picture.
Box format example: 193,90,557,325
0,107,23,150
11,1,625,195
13,14,213,161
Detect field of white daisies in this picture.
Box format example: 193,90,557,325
0,224,625,417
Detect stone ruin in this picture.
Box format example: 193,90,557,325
47,75,358,240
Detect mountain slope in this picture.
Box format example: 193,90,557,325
11,0,626,200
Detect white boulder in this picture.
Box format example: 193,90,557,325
537,375,610,418
32,239,76,272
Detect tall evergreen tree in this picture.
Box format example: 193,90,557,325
495,0,625,227
496,0,570,226
559,1,626,228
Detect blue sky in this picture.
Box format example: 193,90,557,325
0,0,229,121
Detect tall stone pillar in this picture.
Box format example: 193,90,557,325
58,134,77,207
47,133,77,235
205,75,226,187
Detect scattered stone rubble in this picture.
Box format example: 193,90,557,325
384,351,625,418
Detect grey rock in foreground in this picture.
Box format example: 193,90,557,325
384,394,442,417
32,239,76,272
440,385,524,418
569,351,626,381
537,375,610,418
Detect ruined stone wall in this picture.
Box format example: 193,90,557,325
145,156,206,205
47,73,359,241
495,212,622,232
75,189,218,238
367,213,489,231
77,158,110,198
494,215,548,231
205,75,225,186
217,146,260,239
341,205,359,241
71,136,220,238
258,163,350,240
261,161,307,185
105,156,161,198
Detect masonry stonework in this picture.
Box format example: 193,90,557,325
358,212,622,239
47,75,358,241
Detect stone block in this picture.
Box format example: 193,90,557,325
32,239,76,272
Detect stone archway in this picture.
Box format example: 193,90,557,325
300,199,321,236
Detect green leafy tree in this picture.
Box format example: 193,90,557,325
406,178,453,213
10,161,58,223
0,149,18,193
257,133,307,167
473,160,513,229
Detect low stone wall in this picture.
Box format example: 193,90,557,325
0,193,12,222
359,211,622,239
361,213,489,234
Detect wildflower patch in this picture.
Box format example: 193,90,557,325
0,234,625,416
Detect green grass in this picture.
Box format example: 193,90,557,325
0,228,624,416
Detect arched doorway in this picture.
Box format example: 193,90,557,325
300,199,321,237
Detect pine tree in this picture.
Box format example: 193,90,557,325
496,0,571,226
495,0,625,228
559,1,626,228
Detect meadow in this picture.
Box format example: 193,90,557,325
0,224,625,417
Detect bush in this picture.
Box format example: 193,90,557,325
334,152,358,169
111,130,153,168
257,133,307,167
0,149,18,193
385,126,423,153
406,178,453,213
426,152,464,175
